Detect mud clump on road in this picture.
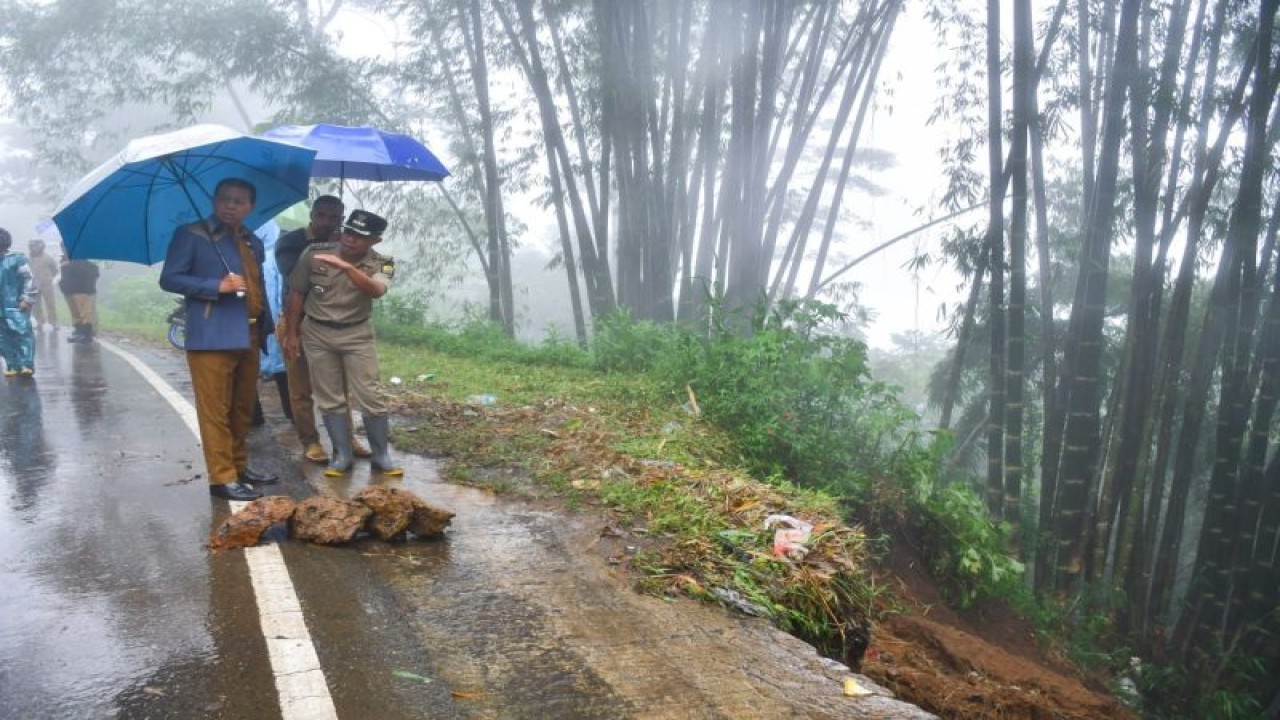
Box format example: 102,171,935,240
353,486,455,540
208,489,455,550
208,495,297,551
292,496,374,544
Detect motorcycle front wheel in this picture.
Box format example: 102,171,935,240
167,321,185,350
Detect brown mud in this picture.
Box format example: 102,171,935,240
864,535,1133,719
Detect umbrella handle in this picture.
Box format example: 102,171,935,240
202,224,244,294
211,242,245,295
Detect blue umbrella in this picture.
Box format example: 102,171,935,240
52,124,317,265
259,123,450,183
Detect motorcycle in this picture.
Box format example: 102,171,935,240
166,300,185,350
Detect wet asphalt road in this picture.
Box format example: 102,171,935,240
0,331,443,719
0,330,932,720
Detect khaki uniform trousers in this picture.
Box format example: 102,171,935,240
65,294,96,329
33,281,57,326
187,332,260,485
300,319,387,416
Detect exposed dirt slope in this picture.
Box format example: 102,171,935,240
858,532,1134,719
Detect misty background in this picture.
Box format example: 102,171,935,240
1,0,1277,715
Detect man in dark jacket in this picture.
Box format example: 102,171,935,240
58,256,99,343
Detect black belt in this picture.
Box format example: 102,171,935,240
306,316,368,329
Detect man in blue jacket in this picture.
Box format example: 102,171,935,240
159,178,278,501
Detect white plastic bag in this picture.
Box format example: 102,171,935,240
764,514,813,560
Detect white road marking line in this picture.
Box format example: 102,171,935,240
98,339,201,437
100,339,338,720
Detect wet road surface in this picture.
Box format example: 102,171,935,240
0,331,931,719
0,332,277,718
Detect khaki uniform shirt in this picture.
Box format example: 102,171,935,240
288,242,395,324
29,253,58,288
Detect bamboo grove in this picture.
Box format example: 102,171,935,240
933,0,1280,696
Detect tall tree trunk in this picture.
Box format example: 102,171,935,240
1050,0,1143,595
1004,0,1034,538
984,0,1007,518
1134,0,1214,632
804,8,898,299
682,0,729,331
463,0,514,334
1182,0,1278,657
720,0,766,318
768,1,896,298
1107,0,1194,625
503,0,617,323
1150,0,1252,622
939,245,989,436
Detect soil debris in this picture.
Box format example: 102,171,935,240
292,496,372,544
354,486,456,540
207,489,455,550
869,615,1131,719
207,495,296,551
388,391,1136,720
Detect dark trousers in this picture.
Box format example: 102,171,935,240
285,350,319,444
253,372,293,425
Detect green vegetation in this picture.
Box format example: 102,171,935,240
97,272,171,344
97,285,1033,637
371,303,1027,656
99,288,1149,713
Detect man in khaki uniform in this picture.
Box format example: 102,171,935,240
280,209,401,477
274,195,370,463
26,240,59,331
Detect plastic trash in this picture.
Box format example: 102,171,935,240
389,376,403,385
764,514,813,560
466,394,497,406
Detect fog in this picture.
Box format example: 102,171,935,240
0,2,964,353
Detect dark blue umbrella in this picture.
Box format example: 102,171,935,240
52,124,316,265
259,123,450,184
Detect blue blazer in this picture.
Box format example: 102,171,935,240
159,220,274,351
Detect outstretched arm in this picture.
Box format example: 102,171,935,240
311,253,388,298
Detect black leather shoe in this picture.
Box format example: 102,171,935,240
239,468,279,485
210,482,263,501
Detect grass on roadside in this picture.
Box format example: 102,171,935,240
378,338,880,661
99,296,886,664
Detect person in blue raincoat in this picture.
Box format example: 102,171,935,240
0,227,38,377
258,220,292,421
